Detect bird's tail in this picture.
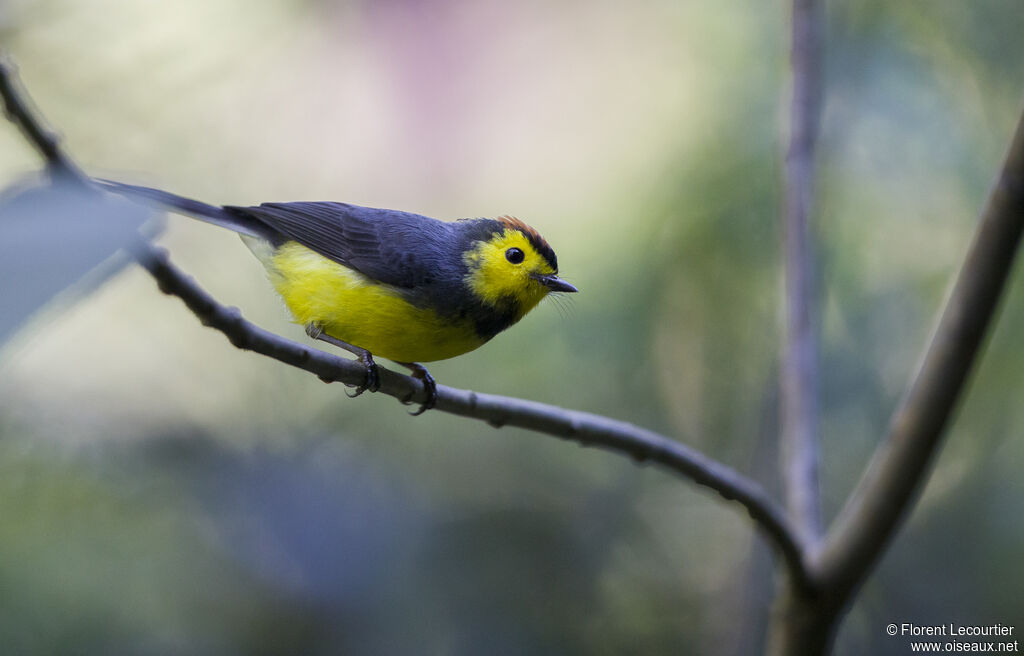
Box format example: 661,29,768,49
95,179,268,238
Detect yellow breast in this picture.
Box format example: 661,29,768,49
252,240,486,363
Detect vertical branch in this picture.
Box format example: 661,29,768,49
781,0,825,544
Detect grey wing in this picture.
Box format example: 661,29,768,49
224,202,454,289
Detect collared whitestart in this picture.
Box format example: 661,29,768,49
99,181,577,414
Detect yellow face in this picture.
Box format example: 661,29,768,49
463,228,557,317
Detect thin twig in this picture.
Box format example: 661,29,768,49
781,0,824,544
0,56,87,181
0,55,814,591
815,109,1024,598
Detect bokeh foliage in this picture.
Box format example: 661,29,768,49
0,0,1021,653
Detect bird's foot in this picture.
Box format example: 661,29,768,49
398,362,437,416
346,351,380,397
305,323,379,397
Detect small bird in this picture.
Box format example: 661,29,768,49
98,181,577,414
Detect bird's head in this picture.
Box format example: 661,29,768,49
462,216,577,320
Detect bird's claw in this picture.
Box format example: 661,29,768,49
404,365,437,416
346,355,380,397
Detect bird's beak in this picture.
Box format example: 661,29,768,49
534,274,578,293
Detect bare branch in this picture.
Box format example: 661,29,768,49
815,108,1024,598
143,246,813,589
133,245,810,587
0,56,87,182
0,55,813,591
781,0,824,544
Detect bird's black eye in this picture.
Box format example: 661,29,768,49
505,247,525,264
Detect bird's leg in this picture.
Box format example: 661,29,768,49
305,323,380,396
395,362,437,416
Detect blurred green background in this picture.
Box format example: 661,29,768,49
1,0,1022,653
